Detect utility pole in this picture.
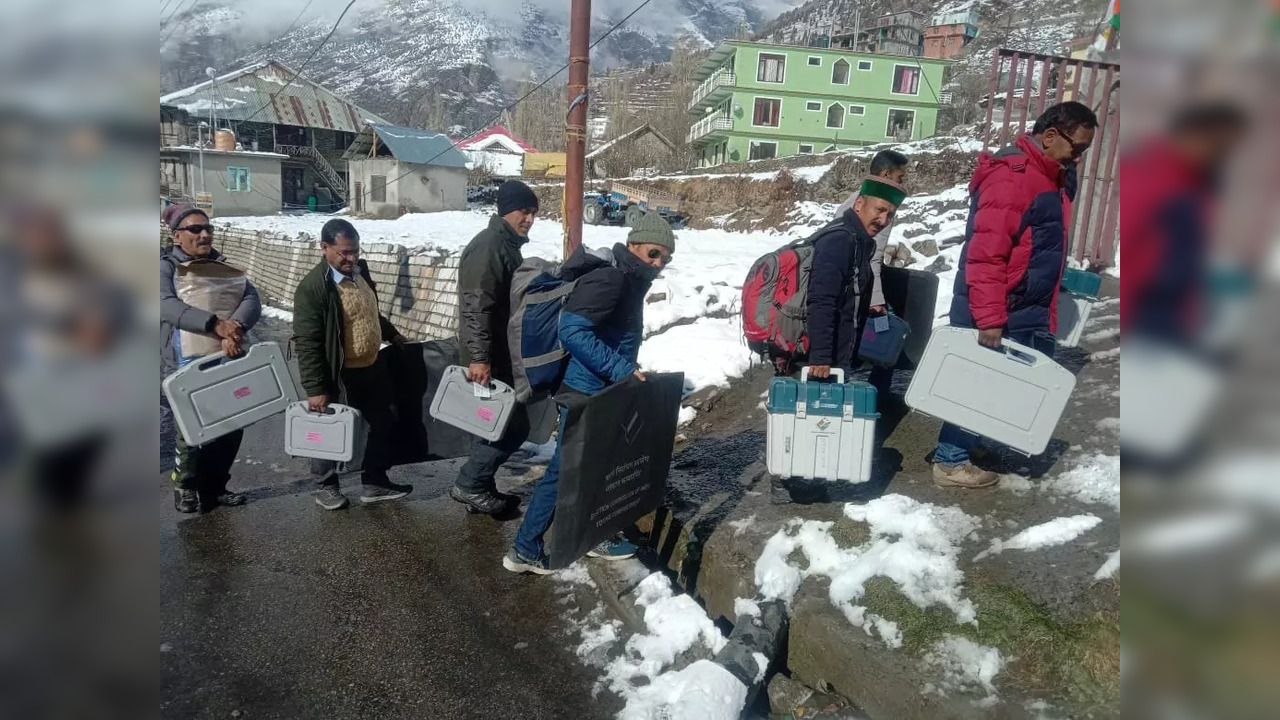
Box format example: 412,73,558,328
563,0,592,259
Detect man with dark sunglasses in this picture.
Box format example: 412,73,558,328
932,101,1098,489
503,211,674,574
161,203,261,513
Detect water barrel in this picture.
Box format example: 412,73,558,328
213,129,236,152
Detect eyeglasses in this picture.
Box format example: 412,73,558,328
1052,127,1092,156
647,248,672,264
177,224,214,235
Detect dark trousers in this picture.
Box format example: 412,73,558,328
454,404,531,494
173,430,243,496
313,359,396,489
31,435,104,511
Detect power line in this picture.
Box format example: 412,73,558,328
278,0,318,41
161,0,198,44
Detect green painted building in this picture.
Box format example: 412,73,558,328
687,41,951,167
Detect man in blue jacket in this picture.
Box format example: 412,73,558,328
503,213,675,574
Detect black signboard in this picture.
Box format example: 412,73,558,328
546,372,684,569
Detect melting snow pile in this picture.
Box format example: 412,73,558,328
616,660,748,720
594,573,728,705
754,495,984,649
975,515,1103,561
922,634,1006,700
1043,454,1121,510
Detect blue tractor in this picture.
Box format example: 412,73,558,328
583,183,688,229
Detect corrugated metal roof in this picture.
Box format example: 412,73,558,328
369,124,469,168
159,61,389,133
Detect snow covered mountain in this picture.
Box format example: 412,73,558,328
160,0,807,130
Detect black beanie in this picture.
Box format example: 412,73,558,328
496,180,539,217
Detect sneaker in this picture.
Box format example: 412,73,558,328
313,486,350,510
174,488,200,514
449,486,509,515
587,537,638,561
932,462,999,489
502,547,554,575
213,491,247,507
360,482,412,504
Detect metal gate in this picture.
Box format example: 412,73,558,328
983,48,1120,267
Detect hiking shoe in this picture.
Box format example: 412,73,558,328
587,537,638,561
502,547,554,575
360,482,412,504
449,486,509,516
932,462,999,489
313,486,350,511
174,488,200,514
213,491,247,507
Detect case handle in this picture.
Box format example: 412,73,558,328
800,366,846,383
984,339,1038,367
194,352,227,372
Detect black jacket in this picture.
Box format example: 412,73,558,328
806,209,877,371
559,244,657,394
292,258,401,399
457,215,527,382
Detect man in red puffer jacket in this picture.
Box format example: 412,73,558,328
933,101,1098,488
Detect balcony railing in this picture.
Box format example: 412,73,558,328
687,115,732,143
689,70,736,111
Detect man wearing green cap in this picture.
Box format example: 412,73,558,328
806,176,907,379
504,211,674,574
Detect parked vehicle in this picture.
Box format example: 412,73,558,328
583,182,688,229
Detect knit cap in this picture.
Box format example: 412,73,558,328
626,211,676,253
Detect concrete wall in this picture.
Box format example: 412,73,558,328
348,158,467,217
180,152,283,216
164,222,461,341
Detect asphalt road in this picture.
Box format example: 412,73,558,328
160,319,615,719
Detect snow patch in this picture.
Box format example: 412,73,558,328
1042,455,1120,510
260,306,294,322
753,495,982,645
733,597,762,618
617,659,747,720
975,515,1103,561
601,573,728,703
557,562,595,588
1093,550,1120,581
639,317,753,392
922,634,1005,699
727,515,757,537
677,406,698,427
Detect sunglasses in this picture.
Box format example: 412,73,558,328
1052,127,1092,156
177,224,215,235
647,248,672,264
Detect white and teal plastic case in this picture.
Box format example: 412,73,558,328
1055,269,1102,348
766,368,879,483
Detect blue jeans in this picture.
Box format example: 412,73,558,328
514,404,570,559
931,327,1055,467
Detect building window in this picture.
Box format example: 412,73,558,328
752,97,782,127
807,56,822,66
831,59,850,85
848,104,866,116
858,60,873,71
805,101,822,111
826,103,845,129
798,144,814,154
887,109,916,139
749,141,777,161
226,166,250,192
893,65,921,95
757,53,786,83
371,174,387,202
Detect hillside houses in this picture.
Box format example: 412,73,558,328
160,61,388,215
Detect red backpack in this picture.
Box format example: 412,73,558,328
741,221,847,372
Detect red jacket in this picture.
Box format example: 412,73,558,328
950,134,1072,334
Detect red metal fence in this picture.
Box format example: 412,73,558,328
983,48,1120,267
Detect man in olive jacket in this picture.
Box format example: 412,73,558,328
293,219,410,511
451,180,540,515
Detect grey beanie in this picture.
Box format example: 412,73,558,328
626,211,676,253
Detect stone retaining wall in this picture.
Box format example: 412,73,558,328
163,223,461,341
